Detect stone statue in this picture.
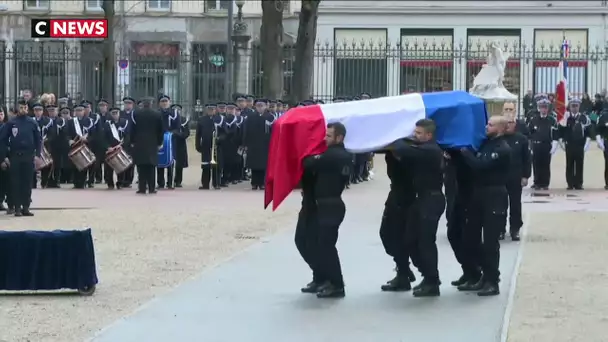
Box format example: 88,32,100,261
469,41,517,101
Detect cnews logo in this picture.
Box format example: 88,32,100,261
31,19,108,39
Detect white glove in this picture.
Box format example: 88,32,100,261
559,139,566,151
596,135,605,151
584,137,591,152
550,140,558,154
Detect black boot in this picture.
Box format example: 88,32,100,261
511,231,521,241
477,282,500,296
451,274,468,286
498,232,505,240
457,276,484,292
412,279,440,297
301,281,323,294
316,283,345,299
381,274,412,292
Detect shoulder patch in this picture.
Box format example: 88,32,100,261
491,152,498,159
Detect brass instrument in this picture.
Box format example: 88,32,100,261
210,129,218,165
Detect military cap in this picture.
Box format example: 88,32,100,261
569,97,582,104
73,104,85,110
226,102,237,108
297,101,309,107
122,97,135,103
158,94,170,101
205,103,216,108
235,94,247,101
353,96,361,101
58,97,69,103
537,98,551,105
60,107,71,114
216,102,227,107
32,102,43,109
276,100,283,104
332,97,343,102
136,100,143,106
246,94,255,99
534,93,548,100
109,107,121,112
80,100,92,106
98,99,109,105
171,104,182,110
315,100,325,104
254,99,268,105
360,92,371,98
46,104,57,109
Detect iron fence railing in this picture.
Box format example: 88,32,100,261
1,40,606,113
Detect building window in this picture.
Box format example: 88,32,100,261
24,0,49,9
86,0,102,10
80,41,104,103
466,29,521,98
147,0,171,11
534,29,588,97
334,29,388,98
250,44,294,98
130,42,180,101
192,43,227,108
400,29,454,94
206,0,232,11
14,41,66,98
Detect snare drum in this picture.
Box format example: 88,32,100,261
36,145,53,170
68,140,96,171
105,146,133,174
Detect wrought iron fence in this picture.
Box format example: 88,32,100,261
1,40,606,113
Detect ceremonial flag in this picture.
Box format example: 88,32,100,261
555,39,569,124
264,90,488,210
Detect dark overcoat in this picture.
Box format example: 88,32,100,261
128,108,164,166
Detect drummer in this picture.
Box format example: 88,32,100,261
59,107,73,185
66,104,91,189
104,107,129,190
32,102,52,189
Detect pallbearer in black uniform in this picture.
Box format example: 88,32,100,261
558,98,592,190
171,104,189,188
527,98,558,190
157,94,179,189
223,103,242,184
46,105,67,188
31,102,51,188
129,97,164,194
121,97,136,187
104,107,130,189
67,105,92,189
196,104,218,190
243,99,272,190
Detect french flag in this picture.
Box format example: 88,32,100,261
555,39,569,124
264,91,488,210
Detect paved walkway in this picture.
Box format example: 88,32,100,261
92,175,521,342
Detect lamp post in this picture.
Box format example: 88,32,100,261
231,0,251,95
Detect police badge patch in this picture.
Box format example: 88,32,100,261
11,127,18,137
491,152,498,159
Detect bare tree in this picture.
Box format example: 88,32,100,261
290,0,320,104
102,0,116,105
260,0,285,99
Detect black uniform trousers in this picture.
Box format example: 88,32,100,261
462,186,507,284
406,192,445,283
9,155,34,210
505,177,523,234
157,166,174,188
250,169,265,187
123,166,135,186
379,189,417,276
565,143,585,188
0,167,12,208
136,164,156,193
295,204,323,283
87,163,99,185
73,168,88,188
174,167,184,186
104,162,126,187
200,164,220,189
531,141,552,187
316,198,346,288
44,165,61,188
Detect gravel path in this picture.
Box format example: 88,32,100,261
507,148,608,341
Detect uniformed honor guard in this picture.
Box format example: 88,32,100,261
503,115,532,241
58,107,73,185
595,108,608,189
46,105,67,188
242,99,272,190
222,102,242,184
81,100,102,187
171,104,189,188
559,98,592,190
0,108,13,213
121,97,136,187
0,99,41,216
196,104,219,190
67,105,92,189
214,102,228,187
527,98,559,190
31,102,52,188
458,116,511,296
157,94,178,189
104,107,129,189
129,97,164,194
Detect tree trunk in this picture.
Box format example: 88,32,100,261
102,0,116,105
260,0,284,99
290,0,320,104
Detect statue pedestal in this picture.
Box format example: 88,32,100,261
485,100,506,117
